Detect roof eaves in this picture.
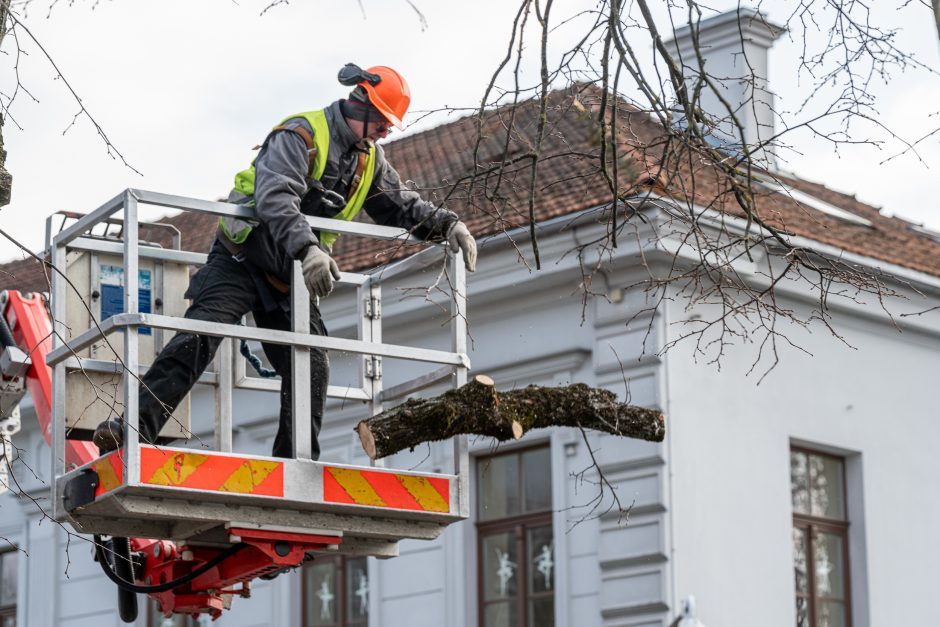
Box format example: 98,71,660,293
637,191,940,293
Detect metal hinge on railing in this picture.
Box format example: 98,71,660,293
364,296,381,320
365,356,383,380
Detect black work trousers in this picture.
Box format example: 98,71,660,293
137,240,328,459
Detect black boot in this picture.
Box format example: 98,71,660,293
92,419,124,453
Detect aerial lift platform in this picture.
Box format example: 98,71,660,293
0,189,470,621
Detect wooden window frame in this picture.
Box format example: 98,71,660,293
791,446,853,627
0,548,16,626
476,444,554,627
301,555,369,627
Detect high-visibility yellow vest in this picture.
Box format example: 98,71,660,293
220,109,376,249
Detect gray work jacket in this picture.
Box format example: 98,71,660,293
227,100,458,281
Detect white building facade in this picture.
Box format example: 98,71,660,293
2,197,939,627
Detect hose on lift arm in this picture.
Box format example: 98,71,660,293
94,535,248,594
111,537,138,623
0,311,16,348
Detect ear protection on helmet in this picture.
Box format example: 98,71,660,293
338,63,382,87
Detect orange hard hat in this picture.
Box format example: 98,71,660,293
358,66,411,130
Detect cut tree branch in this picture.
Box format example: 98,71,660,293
355,375,665,460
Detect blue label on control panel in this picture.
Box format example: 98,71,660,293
99,265,152,335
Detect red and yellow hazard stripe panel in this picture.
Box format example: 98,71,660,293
140,447,284,497
323,466,450,513
93,451,125,498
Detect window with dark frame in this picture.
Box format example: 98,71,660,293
302,555,370,627
791,447,852,627
477,445,554,627
0,548,17,627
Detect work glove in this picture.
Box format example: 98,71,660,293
301,245,342,298
447,221,477,272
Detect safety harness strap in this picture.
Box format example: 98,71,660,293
272,124,317,179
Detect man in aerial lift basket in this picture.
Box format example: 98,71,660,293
93,63,477,459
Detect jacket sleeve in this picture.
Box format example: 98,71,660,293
252,128,317,259
363,146,458,241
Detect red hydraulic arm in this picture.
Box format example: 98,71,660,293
1,290,341,621
3,291,99,468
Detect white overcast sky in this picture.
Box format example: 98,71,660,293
0,0,936,263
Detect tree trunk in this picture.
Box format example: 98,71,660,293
0,3,12,208
355,375,666,460
934,0,940,43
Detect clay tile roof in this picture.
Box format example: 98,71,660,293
0,255,50,295
332,84,640,270
773,173,940,278
2,83,939,294
336,83,940,280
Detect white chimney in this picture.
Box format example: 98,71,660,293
666,8,785,165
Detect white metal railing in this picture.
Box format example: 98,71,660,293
47,189,470,521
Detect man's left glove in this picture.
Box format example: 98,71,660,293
447,221,477,272
301,245,342,298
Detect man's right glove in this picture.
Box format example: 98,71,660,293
301,245,342,298
447,221,477,272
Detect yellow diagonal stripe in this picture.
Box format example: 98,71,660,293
328,468,386,507
147,452,209,486
219,460,280,493
93,457,121,493
397,475,449,513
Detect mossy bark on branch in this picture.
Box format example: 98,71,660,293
0,5,11,208
355,375,666,460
